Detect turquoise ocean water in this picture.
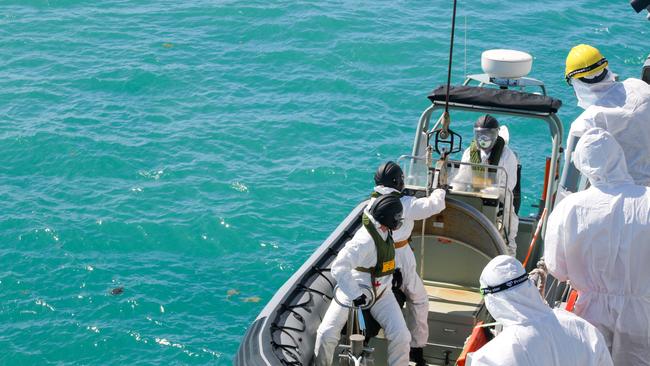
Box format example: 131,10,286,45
0,0,647,364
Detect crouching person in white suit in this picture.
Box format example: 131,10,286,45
370,161,446,365
314,194,410,366
470,255,612,366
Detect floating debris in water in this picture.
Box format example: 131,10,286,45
230,181,249,193
160,305,165,313
155,337,171,346
260,241,279,249
35,299,55,311
242,296,261,303
162,43,174,48
111,287,124,295
129,331,143,342
138,168,165,180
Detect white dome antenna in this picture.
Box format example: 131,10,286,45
464,49,545,94
481,49,533,79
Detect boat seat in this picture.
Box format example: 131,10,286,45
422,281,483,365
365,282,483,366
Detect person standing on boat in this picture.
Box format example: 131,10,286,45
471,255,613,366
314,194,411,366
565,43,650,186
453,114,519,256
369,161,446,366
544,127,650,365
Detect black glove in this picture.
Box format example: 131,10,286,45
392,268,403,289
353,294,367,307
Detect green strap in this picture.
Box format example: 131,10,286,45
370,191,403,199
355,213,395,278
469,136,505,174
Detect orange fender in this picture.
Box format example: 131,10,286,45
566,289,578,312
456,321,489,366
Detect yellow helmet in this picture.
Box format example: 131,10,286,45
565,44,608,84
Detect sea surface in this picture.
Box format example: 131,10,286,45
0,0,647,364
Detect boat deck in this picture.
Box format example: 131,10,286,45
358,281,483,366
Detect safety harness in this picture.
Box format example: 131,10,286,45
358,192,403,341
370,190,409,247
355,213,396,280
469,136,505,170
469,136,521,239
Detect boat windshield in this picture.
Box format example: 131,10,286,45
447,161,507,198
401,157,508,199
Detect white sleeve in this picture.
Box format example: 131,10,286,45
569,110,596,138
451,148,472,189
502,148,518,193
331,234,372,300
401,189,446,221
543,203,570,282
594,326,615,366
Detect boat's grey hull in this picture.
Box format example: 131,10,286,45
234,201,367,366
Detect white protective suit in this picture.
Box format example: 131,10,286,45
314,210,410,366
453,142,519,255
569,71,650,186
369,186,446,348
471,255,613,366
544,127,650,365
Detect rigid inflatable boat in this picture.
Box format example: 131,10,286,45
235,50,578,366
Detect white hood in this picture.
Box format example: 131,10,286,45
479,255,552,327
572,68,617,109
373,185,400,195
573,127,633,188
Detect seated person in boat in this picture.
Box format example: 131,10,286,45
544,128,650,365
314,194,411,366
451,114,519,256
367,161,446,366
471,255,612,366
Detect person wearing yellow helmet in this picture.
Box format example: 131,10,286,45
565,44,609,86
565,44,650,186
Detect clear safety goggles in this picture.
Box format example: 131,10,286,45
474,128,498,150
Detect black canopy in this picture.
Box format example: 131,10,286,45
428,85,562,114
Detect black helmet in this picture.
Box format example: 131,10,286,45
474,115,500,151
474,114,500,129
374,161,405,191
369,194,403,230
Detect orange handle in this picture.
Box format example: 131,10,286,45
523,208,547,268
